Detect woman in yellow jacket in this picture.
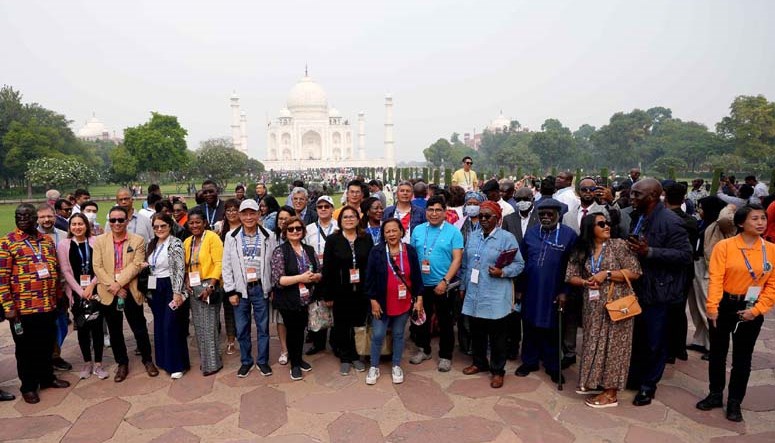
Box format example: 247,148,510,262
698,204,775,422
183,208,224,376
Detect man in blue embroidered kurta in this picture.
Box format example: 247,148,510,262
517,198,577,382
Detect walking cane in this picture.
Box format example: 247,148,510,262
557,304,564,391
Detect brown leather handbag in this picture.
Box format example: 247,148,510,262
605,273,641,322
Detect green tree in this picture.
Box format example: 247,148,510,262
450,132,461,144
528,118,574,169
423,138,453,167
195,137,250,190
717,95,775,166
26,157,96,189
643,119,724,171
124,112,188,182
591,109,652,169
109,145,139,185
651,156,686,177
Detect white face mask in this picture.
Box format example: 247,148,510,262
464,205,480,217
84,212,97,225
517,201,533,212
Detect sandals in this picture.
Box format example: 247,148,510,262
585,393,618,408
575,386,603,395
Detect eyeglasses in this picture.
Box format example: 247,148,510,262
595,220,612,228
316,204,332,209
286,226,304,233
580,186,598,193
342,215,358,220
225,208,239,213
479,214,496,220
109,218,127,224
153,224,169,230
426,208,445,213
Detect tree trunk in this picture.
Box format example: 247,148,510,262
26,180,32,199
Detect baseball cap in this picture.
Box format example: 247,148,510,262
239,199,259,212
316,195,334,206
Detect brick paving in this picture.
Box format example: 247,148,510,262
0,311,773,442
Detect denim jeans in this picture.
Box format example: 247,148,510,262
235,284,270,365
370,310,409,367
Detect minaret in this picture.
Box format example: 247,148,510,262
384,94,395,166
230,91,241,151
357,111,366,161
239,111,248,155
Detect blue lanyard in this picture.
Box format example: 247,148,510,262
24,239,43,262
76,240,91,273
367,226,381,245
204,203,218,227
241,231,260,258
590,243,606,274
295,247,310,271
741,239,770,283
386,244,404,278
150,239,165,270
423,222,444,256
473,230,490,265
632,215,645,236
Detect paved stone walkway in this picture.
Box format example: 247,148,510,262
0,311,773,442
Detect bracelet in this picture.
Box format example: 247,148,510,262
441,277,448,284
606,270,612,281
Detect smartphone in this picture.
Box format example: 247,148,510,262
168,300,178,310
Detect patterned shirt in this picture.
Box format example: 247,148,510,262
0,229,60,315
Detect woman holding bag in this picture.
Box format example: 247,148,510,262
364,218,424,385
566,212,641,408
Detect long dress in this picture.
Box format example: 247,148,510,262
565,238,641,391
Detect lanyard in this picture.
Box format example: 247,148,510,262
189,232,205,270
367,226,381,245
590,243,606,274
741,240,770,282
347,238,357,269
204,202,218,227
113,239,125,271
24,239,43,262
317,222,333,253
387,243,404,277
632,215,645,236
541,226,561,246
473,231,490,265
423,222,444,256
76,241,91,273
295,247,310,271
150,239,166,270
241,230,260,258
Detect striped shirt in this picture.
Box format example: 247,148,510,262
0,229,60,315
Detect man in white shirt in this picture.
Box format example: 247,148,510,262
553,172,579,214
562,178,607,234
745,175,768,205
303,195,338,355
481,179,514,218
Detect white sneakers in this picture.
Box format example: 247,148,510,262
366,366,404,385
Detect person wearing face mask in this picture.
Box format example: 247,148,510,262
81,201,102,236
457,191,485,355
516,198,578,384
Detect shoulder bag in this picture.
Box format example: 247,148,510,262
604,272,641,322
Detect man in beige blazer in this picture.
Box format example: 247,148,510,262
92,206,158,382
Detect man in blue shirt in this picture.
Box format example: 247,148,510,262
409,195,464,372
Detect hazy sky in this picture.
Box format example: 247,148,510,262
2,0,773,162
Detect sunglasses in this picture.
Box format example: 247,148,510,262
479,214,496,220
596,220,612,228
580,186,598,193
316,204,332,209
465,161,473,165
153,224,169,230
286,226,304,233
109,218,127,224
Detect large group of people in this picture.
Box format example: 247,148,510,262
0,163,773,425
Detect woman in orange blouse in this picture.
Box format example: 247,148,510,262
698,204,775,422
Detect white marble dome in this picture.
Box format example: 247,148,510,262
279,107,292,118
329,107,341,118
77,114,109,139
286,76,328,113
488,111,511,132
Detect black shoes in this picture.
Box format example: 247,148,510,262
633,390,654,406
41,378,71,389
257,363,273,376
52,357,72,371
686,344,709,354
726,400,743,422
0,389,16,401
305,346,323,356
290,366,303,381
696,392,723,411
514,364,539,377
561,356,576,369
299,360,312,372
237,364,252,378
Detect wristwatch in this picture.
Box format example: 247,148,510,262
606,270,612,281
441,277,449,285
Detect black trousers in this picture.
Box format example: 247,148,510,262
708,296,764,402
333,298,368,363
666,298,689,359
470,315,508,375
505,311,522,358
628,303,668,394
454,294,472,353
562,289,581,359
280,308,308,368
11,311,57,393
76,300,105,363
415,286,455,360
104,295,153,365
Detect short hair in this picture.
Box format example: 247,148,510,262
108,205,128,217
173,200,188,211
201,179,217,188
397,180,413,189
74,188,90,198
147,184,161,195
155,199,173,213
291,187,309,198
235,184,245,192
413,181,427,198
36,203,55,213
745,175,757,182
281,216,306,239
81,200,99,212
45,189,61,200
147,192,163,206
448,185,466,207
346,179,363,190
54,198,71,211
664,182,687,206
292,179,305,188
224,198,241,211
739,184,754,200
187,207,207,226
499,179,515,192
462,156,472,163
368,179,382,189
426,195,446,209
381,217,405,239
734,203,765,229
336,205,365,237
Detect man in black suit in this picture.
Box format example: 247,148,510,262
289,187,318,225
500,186,538,359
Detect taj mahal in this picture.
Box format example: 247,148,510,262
229,72,396,170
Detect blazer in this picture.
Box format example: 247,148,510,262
57,236,97,304
501,209,539,244
364,242,424,315
561,202,608,234
93,232,146,306
222,225,277,299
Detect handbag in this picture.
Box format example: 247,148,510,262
604,272,642,322
307,300,334,332
354,319,392,356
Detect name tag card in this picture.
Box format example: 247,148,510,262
147,276,157,290
350,268,360,283
588,289,600,301
189,271,201,287
398,284,407,299
299,283,310,303
114,272,121,282
317,253,324,266
421,260,431,274
246,267,258,282
80,275,91,287
470,268,479,284
36,262,50,278
746,286,761,303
